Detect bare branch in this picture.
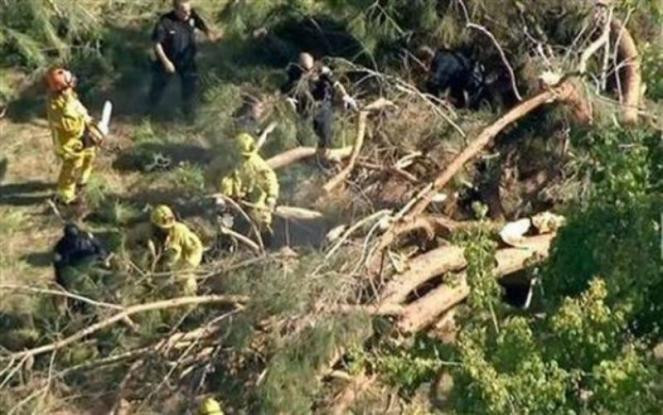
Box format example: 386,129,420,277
0,295,248,362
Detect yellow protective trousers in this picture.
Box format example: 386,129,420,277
56,147,96,204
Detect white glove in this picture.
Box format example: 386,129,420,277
343,95,358,111
286,97,298,111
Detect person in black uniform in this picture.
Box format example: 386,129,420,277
53,223,109,289
423,47,489,109
281,52,357,151
148,0,218,120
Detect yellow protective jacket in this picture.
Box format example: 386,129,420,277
46,90,91,159
220,152,279,208
162,222,204,270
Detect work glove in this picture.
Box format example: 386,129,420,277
342,95,358,111
265,196,277,211
285,97,298,111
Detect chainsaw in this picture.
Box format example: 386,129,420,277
83,100,113,148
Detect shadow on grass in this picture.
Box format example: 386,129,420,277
0,180,53,206
22,251,53,268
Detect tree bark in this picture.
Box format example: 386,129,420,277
380,245,467,305
397,234,555,332
408,81,578,218
266,146,353,170
611,18,641,124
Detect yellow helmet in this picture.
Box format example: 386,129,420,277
150,204,176,229
199,397,224,415
235,133,256,157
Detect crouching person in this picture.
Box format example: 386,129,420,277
129,205,203,296
218,133,279,233
53,223,110,310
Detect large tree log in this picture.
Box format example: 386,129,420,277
397,234,555,332
611,18,641,124
380,245,467,305
407,81,579,218
266,146,353,170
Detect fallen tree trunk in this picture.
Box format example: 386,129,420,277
408,81,579,218
266,146,353,170
397,233,555,332
611,18,641,124
380,245,467,305
376,81,580,256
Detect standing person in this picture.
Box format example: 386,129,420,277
281,52,357,154
45,67,104,205
147,0,218,121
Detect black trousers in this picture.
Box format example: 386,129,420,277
147,61,199,118
312,102,334,149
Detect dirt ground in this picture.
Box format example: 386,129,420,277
0,108,139,289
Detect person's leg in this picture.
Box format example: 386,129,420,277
313,104,334,149
147,62,171,115
77,148,96,186
180,64,199,122
56,156,82,204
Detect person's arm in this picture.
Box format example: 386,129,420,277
324,69,357,110
192,8,219,41
152,19,176,73
154,43,176,74
256,159,279,208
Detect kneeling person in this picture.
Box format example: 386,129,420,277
54,223,109,289
146,205,203,296
219,133,279,231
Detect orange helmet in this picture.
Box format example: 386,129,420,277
45,67,76,93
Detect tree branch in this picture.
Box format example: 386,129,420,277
0,295,248,362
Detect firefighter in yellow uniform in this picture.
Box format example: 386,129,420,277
149,204,204,295
219,133,279,230
198,397,224,415
45,67,102,204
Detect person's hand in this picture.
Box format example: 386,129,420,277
266,196,277,211
285,97,298,111
208,30,222,43
263,121,278,136
163,60,176,74
343,95,358,111
252,27,268,39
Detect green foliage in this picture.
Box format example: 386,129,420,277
641,41,663,101
451,279,661,415
369,335,452,397
258,313,371,414
545,126,663,333
459,224,500,315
